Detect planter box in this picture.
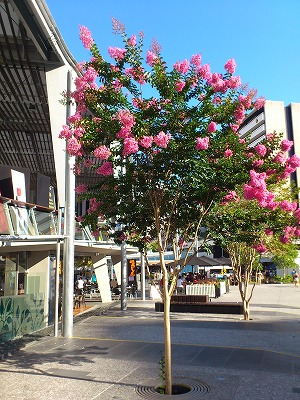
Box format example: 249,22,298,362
171,295,209,304
155,301,243,314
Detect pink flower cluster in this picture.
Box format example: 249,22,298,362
108,46,127,61
79,26,94,49
254,144,267,157
66,137,84,156
221,190,239,204
122,137,139,157
146,50,158,66
280,226,300,244
244,170,276,209
153,131,171,148
207,121,217,133
252,242,267,254
96,161,114,176
94,145,111,160
139,135,153,148
75,184,87,194
224,149,233,158
195,136,209,150
175,81,185,92
224,58,236,74
128,35,136,46
87,198,101,214
174,59,190,74
191,54,202,67
115,109,135,138
125,66,146,84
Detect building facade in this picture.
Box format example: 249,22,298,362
0,0,137,341
238,100,300,188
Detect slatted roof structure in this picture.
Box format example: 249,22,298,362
0,0,102,201
0,0,60,190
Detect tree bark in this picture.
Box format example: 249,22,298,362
163,276,172,395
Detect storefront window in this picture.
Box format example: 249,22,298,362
0,253,28,296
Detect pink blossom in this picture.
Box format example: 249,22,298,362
79,26,94,49
116,127,132,139
273,152,286,164
281,139,293,152
294,208,300,220
146,50,158,66
196,136,209,150
197,64,211,80
115,109,135,129
75,184,87,194
280,236,289,244
224,149,233,158
221,190,239,204
59,125,73,139
154,131,171,148
108,46,127,61
191,54,202,67
122,137,139,157
112,78,123,91
265,228,273,235
224,58,236,74
231,124,240,133
67,112,82,124
279,200,297,212
286,154,300,169
173,59,190,74
84,159,95,168
139,135,153,148
84,66,98,83
74,126,85,139
239,138,246,144
66,137,84,156
252,159,264,168
207,121,217,133
94,145,111,160
175,81,186,92
254,144,267,157
254,97,265,110
234,104,246,124
253,242,267,254
96,161,114,176
128,35,136,46
227,75,242,89
266,133,275,141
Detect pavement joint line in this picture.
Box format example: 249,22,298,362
69,335,300,359
89,366,140,400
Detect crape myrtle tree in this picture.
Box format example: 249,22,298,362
205,132,300,320
60,18,274,394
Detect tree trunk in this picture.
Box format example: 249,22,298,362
242,298,250,320
163,279,172,395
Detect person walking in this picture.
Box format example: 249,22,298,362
293,271,299,287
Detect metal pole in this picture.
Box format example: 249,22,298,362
62,70,75,337
121,241,127,311
54,208,62,337
141,253,146,300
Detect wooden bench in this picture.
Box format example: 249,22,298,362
155,301,243,314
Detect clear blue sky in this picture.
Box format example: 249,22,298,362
46,0,300,105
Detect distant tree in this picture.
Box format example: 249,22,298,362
206,177,300,320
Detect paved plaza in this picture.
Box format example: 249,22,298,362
1,283,300,399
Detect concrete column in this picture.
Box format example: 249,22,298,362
91,254,111,303
110,255,122,286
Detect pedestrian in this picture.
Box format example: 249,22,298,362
91,271,97,285
76,276,85,294
293,271,299,287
